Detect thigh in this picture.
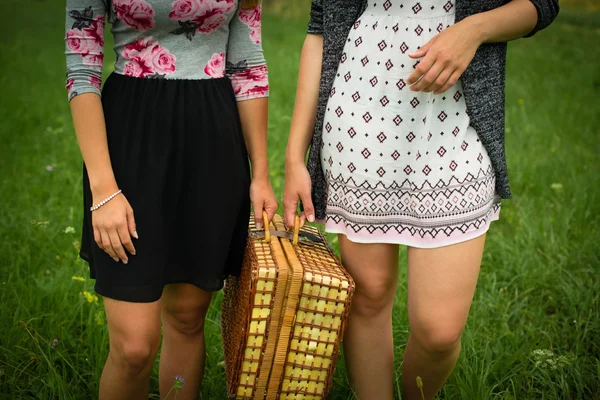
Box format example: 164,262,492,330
104,297,162,352
407,235,487,337
339,235,400,303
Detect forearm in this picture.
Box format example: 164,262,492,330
69,93,117,197
237,97,269,180
285,34,323,165
464,0,539,44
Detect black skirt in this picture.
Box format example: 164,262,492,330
80,73,251,303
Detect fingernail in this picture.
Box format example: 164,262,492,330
308,215,315,223
123,260,128,265
113,258,119,263
134,231,139,239
131,251,136,256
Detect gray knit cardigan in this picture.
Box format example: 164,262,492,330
305,0,559,220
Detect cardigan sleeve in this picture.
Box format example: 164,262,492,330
65,0,107,101
307,0,324,34
225,3,269,101
524,0,559,38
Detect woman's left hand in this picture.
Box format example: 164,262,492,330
407,18,483,94
250,177,279,230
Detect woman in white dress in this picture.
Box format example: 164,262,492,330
283,0,558,398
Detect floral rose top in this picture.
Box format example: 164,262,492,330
65,0,268,101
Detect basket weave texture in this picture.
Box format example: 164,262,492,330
221,214,355,400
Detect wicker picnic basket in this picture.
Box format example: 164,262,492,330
221,212,355,400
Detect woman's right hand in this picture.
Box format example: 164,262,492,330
92,192,137,264
283,160,315,228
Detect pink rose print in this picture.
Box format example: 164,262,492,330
238,5,261,29
122,36,154,59
123,60,148,77
239,64,267,84
245,85,269,98
238,5,262,44
230,65,268,99
66,8,105,99
122,37,177,78
89,75,102,90
169,0,204,21
249,29,261,45
66,78,75,96
146,45,177,74
66,15,105,69
193,8,227,34
170,0,235,39
113,0,155,31
85,16,105,46
66,30,90,55
216,0,236,14
204,52,225,77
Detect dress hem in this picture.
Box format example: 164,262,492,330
92,278,227,304
322,208,500,249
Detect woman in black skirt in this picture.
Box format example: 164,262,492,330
65,0,276,398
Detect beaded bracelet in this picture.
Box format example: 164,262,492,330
90,190,122,212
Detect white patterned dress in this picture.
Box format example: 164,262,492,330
321,0,500,248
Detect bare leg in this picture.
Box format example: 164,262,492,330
159,283,213,400
402,234,487,399
338,235,399,400
99,298,162,400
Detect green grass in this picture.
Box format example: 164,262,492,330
1,1,599,399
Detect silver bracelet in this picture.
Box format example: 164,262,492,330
90,190,122,212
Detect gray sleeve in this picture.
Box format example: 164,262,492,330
307,0,324,35
524,0,559,38
225,4,269,101
65,0,107,101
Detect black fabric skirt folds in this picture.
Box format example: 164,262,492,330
80,73,251,303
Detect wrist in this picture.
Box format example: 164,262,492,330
249,157,269,179
464,14,489,45
251,174,270,183
250,166,270,181
90,178,119,200
285,148,307,166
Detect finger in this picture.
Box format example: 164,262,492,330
109,229,128,264
423,67,453,93
407,53,436,87
126,206,138,239
253,199,265,230
410,61,444,92
299,191,315,223
265,199,279,223
283,194,299,229
408,38,434,59
435,69,462,95
93,227,102,250
101,230,119,262
118,225,136,256
298,211,307,227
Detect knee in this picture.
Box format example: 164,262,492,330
110,338,158,377
163,302,210,338
412,321,463,355
351,279,397,318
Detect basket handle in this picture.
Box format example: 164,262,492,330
293,215,301,246
262,211,271,243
